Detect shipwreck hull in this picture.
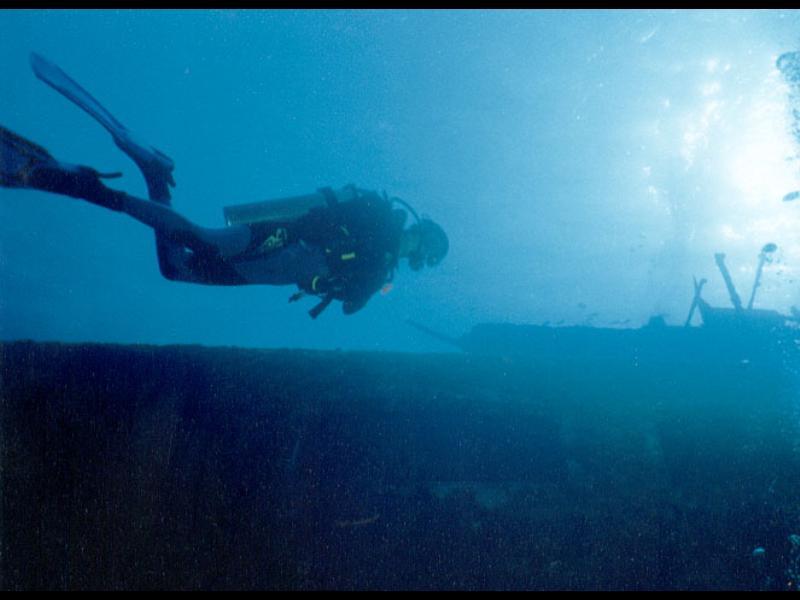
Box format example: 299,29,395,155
1,339,799,590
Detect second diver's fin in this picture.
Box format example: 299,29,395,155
29,52,176,203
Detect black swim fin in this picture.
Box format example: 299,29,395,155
29,52,175,203
0,124,124,209
0,124,58,189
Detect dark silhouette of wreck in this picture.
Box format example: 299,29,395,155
408,244,799,366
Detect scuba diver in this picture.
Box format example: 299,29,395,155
0,53,448,318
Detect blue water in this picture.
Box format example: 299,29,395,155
2,9,800,351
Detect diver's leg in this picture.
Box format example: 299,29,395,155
1,125,251,283
116,194,254,284
90,187,253,284
115,192,252,260
57,182,252,283
56,177,254,270
21,164,252,273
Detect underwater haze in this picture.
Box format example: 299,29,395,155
2,9,800,350
6,9,800,592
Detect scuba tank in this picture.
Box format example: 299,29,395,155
222,186,359,226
